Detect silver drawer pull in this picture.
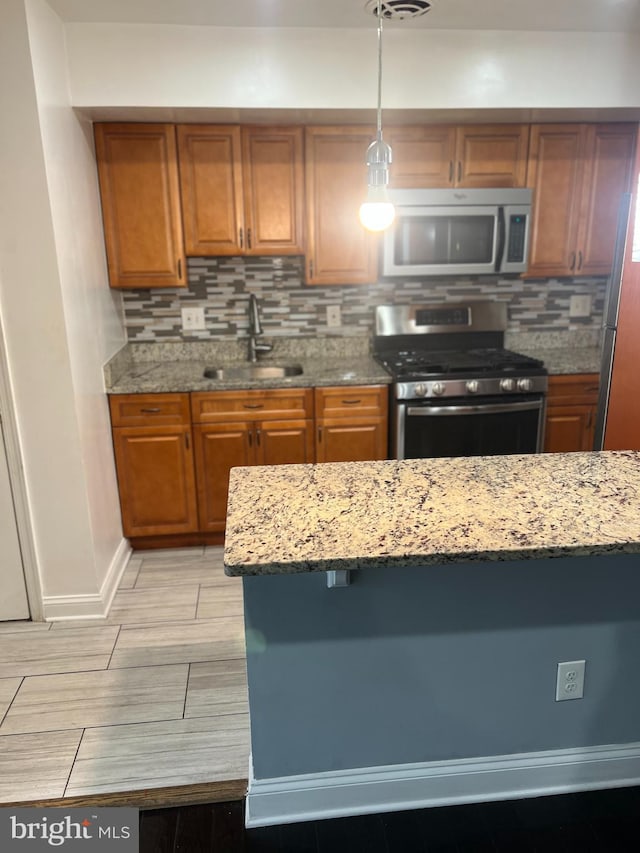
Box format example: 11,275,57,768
341,399,362,405
140,407,162,413
243,403,264,410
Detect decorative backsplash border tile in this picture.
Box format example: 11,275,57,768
120,256,608,342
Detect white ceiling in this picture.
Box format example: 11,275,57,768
46,0,640,32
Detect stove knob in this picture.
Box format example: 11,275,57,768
517,378,533,392
432,382,445,396
466,380,479,394
500,378,515,392
414,383,428,398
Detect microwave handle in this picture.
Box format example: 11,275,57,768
495,206,506,273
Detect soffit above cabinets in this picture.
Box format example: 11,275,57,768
47,0,640,33
76,106,640,125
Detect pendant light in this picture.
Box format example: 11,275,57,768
359,0,395,233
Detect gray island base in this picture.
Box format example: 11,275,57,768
223,451,640,827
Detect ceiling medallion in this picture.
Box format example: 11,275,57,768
364,0,433,20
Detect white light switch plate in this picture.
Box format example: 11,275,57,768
326,305,341,328
569,295,592,318
181,306,206,331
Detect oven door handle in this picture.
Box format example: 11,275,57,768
406,400,543,417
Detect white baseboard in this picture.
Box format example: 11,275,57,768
42,538,131,621
246,741,640,827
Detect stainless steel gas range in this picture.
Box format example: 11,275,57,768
373,302,548,460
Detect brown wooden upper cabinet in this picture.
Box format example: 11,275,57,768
94,123,186,288
386,124,530,189
526,123,636,278
177,125,305,257
305,126,379,286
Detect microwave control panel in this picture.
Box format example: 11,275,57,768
507,215,527,262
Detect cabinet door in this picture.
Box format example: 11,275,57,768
316,420,387,463
575,123,636,276
305,126,378,285
255,419,314,465
386,126,456,188
94,124,186,288
112,426,198,537
544,405,595,453
193,422,253,533
177,125,244,256
526,125,586,277
242,127,305,255
456,125,529,188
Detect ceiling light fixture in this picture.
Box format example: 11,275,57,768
359,0,395,233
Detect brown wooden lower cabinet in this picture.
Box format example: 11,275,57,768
190,389,315,533
544,374,599,453
193,417,313,532
111,425,199,537
109,385,388,542
109,393,199,537
315,385,388,462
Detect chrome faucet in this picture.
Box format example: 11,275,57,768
247,294,273,362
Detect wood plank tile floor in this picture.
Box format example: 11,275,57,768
0,546,249,807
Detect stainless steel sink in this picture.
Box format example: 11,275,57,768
203,364,303,380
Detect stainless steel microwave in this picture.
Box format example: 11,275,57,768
382,188,532,277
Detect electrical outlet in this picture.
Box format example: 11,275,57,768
569,295,592,318
181,306,206,331
326,305,342,328
556,660,586,701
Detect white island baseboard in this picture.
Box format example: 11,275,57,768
246,741,640,827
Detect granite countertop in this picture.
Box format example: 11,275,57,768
504,330,602,376
517,346,601,376
104,339,391,394
104,332,602,394
223,451,640,575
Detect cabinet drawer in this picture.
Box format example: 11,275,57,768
315,385,387,419
191,388,313,423
109,393,191,427
547,375,599,406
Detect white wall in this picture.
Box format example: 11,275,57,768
0,0,127,617
25,0,126,590
64,24,640,111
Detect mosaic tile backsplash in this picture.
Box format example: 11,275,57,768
121,256,608,342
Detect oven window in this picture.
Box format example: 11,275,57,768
402,398,542,459
395,215,495,266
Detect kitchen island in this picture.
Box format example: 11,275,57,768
224,451,640,827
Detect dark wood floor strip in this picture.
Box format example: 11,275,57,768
139,786,640,853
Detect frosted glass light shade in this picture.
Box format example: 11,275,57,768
359,201,396,232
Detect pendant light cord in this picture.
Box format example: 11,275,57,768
377,0,383,139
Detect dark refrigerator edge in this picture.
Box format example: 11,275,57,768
594,192,633,449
